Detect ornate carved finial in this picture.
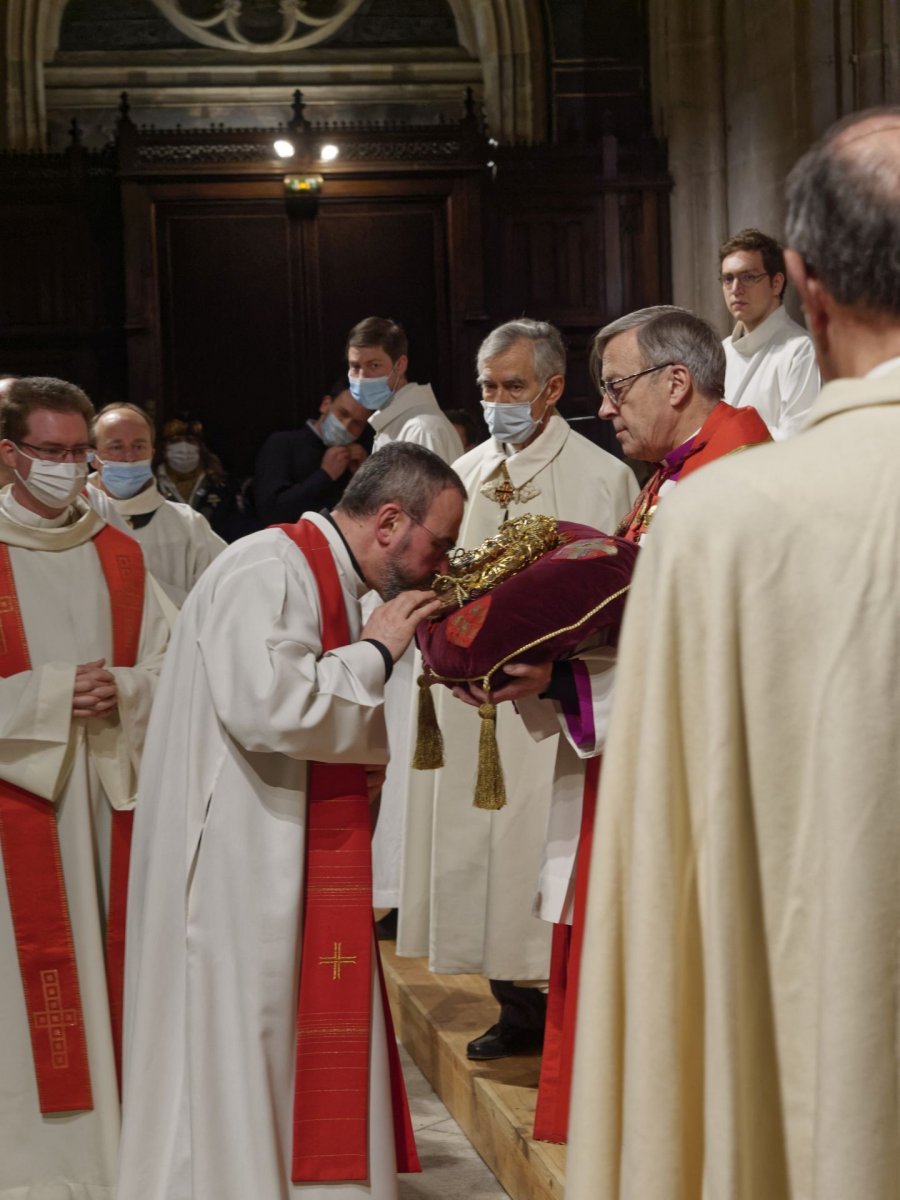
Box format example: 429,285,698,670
465,86,476,120
115,89,137,165
289,88,311,132
68,118,82,147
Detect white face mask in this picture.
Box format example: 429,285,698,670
165,441,200,474
15,448,89,510
481,380,550,445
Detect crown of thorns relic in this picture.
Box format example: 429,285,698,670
431,513,560,611
414,516,639,812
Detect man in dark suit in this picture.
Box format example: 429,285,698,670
254,383,373,524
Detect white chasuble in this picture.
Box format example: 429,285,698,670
118,513,404,1200
0,489,170,1200
396,416,637,978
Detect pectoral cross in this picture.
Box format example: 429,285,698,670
319,942,357,981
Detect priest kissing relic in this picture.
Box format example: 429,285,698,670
413,513,638,808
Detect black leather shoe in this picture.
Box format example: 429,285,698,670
375,909,398,941
466,1023,544,1061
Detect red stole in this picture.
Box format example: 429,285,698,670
277,518,419,1183
533,755,601,1143
617,402,771,542
677,401,771,480
0,524,144,1112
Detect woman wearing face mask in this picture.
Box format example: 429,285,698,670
155,415,238,540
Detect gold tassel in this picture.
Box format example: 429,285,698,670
474,698,506,810
412,673,444,769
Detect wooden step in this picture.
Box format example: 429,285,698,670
380,940,567,1200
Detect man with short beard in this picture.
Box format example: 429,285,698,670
118,443,465,1200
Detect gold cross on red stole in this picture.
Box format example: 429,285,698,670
32,969,79,1069
318,941,357,981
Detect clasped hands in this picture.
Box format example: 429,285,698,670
72,658,118,718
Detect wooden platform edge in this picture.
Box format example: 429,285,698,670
381,942,566,1200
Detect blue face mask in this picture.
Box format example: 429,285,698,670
348,366,397,412
320,411,357,447
99,458,155,499
481,381,549,445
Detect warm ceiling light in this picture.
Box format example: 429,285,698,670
319,143,339,163
273,139,295,158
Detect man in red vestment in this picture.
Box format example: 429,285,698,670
461,307,771,1142
118,442,466,1200
0,376,171,1197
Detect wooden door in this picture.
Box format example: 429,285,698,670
147,181,459,477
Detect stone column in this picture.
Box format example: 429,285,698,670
650,0,899,329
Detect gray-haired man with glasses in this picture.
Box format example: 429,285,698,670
720,226,820,439
593,305,771,542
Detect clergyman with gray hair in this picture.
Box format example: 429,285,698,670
395,316,638,1065
592,304,771,541
443,307,770,1141
117,442,465,1199
567,106,900,1196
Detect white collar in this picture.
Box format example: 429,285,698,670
730,305,790,354
866,354,900,380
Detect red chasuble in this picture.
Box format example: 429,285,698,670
534,402,771,1142
277,518,419,1184
0,524,144,1113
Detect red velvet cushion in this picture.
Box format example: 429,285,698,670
416,521,638,691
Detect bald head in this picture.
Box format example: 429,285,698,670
785,107,900,317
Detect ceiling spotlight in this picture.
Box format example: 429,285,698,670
273,139,295,159
319,143,339,163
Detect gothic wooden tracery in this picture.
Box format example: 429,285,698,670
149,0,369,54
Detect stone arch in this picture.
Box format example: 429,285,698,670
447,0,546,142
2,0,547,150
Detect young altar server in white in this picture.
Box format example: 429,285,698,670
118,442,465,1200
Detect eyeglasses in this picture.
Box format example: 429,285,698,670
402,510,456,556
719,270,769,289
599,363,674,407
16,441,94,463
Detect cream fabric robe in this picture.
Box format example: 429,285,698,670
118,512,402,1200
370,394,463,906
87,479,226,606
0,489,170,1200
367,382,464,462
567,367,900,1200
397,415,637,977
